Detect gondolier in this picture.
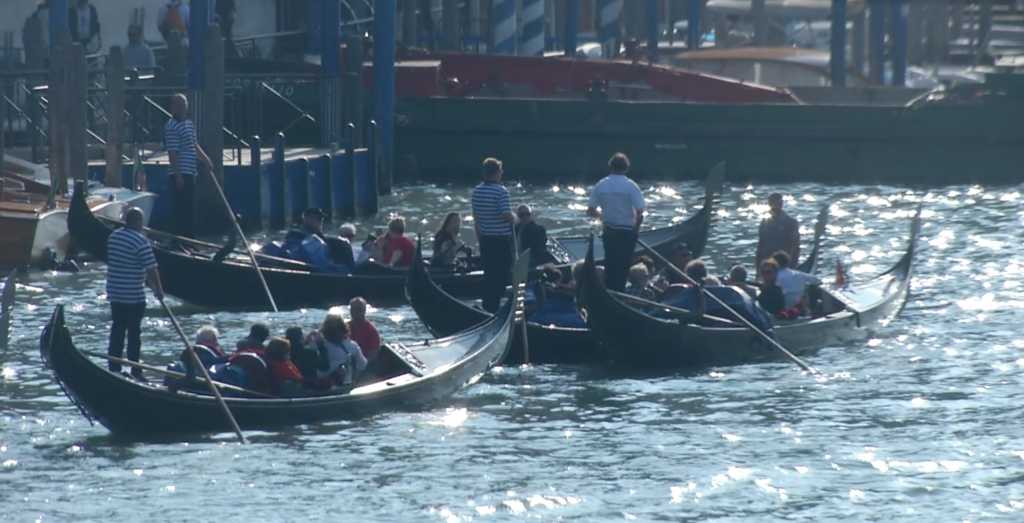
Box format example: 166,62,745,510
106,207,164,380
756,192,800,270
586,153,646,292
471,158,516,312
165,93,214,238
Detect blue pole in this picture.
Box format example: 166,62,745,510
321,0,341,75
869,0,885,85
564,0,579,56
852,9,865,74
49,0,68,49
307,0,321,56
599,0,623,58
830,0,847,87
188,0,211,92
646,0,659,61
521,0,545,55
373,0,396,193
490,0,517,54
687,0,701,51
891,0,908,86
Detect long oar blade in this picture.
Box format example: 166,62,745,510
0,270,17,353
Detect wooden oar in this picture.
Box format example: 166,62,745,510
0,270,16,354
637,239,818,375
97,216,319,271
511,225,531,365
159,298,247,442
82,349,274,398
203,166,279,312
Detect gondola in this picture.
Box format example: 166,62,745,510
37,252,528,439
407,205,828,366
66,165,722,310
576,206,921,370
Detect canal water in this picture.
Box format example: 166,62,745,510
4,180,1024,521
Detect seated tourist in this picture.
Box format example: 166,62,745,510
624,263,656,301
285,207,327,242
772,250,822,310
657,265,774,333
725,263,758,300
284,324,320,379
185,325,228,367
328,223,357,268
357,230,382,266
654,243,694,290
431,212,465,267
235,323,270,354
378,216,416,268
308,307,368,385
264,337,330,397
262,207,352,274
513,204,553,266
756,259,786,316
347,297,381,364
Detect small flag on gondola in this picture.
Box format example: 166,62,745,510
835,259,848,287
133,149,148,192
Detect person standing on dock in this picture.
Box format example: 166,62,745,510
106,207,164,381
472,158,516,313
756,192,800,271
165,93,214,239
587,153,646,293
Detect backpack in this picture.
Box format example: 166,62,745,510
161,3,188,38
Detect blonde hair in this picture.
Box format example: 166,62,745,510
265,337,291,361
320,306,350,345
388,216,406,234
628,263,649,282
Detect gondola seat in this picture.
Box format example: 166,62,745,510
226,353,270,394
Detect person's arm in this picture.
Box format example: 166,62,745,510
349,342,368,371
586,186,601,218
631,184,646,232
139,245,164,300
790,220,801,266
387,249,403,266
500,191,514,223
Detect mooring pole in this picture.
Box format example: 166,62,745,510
522,0,545,56
687,0,702,51
868,0,886,85
891,0,908,86
830,0,848,87
374,0,396,195
67,44,87,185
646,0,659,61
564,0,579,56
49,0,68,50
188,0,211,131
491,0,517,54
307,0,321,55
600,0,624,58
198,23,226,233
105,46,125,187
321,0,342,149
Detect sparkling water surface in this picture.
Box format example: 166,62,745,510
3,180,1024,522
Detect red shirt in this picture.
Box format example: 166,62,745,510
267,358,304,389
382,235,415,267
349,319,381,359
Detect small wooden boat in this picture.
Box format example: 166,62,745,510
576,207,920,370
67,165,721,310
0,169,156,269
37,252,527,439
408,205,827,366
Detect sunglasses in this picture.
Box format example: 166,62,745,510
517,211,531,217
760,269,777,274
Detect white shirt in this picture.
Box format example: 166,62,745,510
776,268,822,308
317,339,368,381
587,174,645,230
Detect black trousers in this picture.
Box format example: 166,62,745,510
479,235,514,313
602,227,638,293
169,175,196,238
108,302,147,372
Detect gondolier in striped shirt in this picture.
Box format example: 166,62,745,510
587,153,646,293
165,93,214,238
471,158,516,313
106,207,164,381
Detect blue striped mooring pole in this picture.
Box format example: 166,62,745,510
687,0,701,51
49,0,68,49
564,0,579,56
868,0,886,85
599,0,623,58
891,0,908,86
490,0,517,54
646,0,659,61
521,0,546,56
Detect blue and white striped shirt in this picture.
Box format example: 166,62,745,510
106,228,158,303
471,182,513,237
164,117,198,177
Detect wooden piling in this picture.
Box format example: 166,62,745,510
67,44,88,184
48,30,71,195
105,46,125,188
24,16,46,163
751,0,768,46
978,0,993,62
950,0,964,39
197,23,226,233
907,0,924,65
927,1,951,64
